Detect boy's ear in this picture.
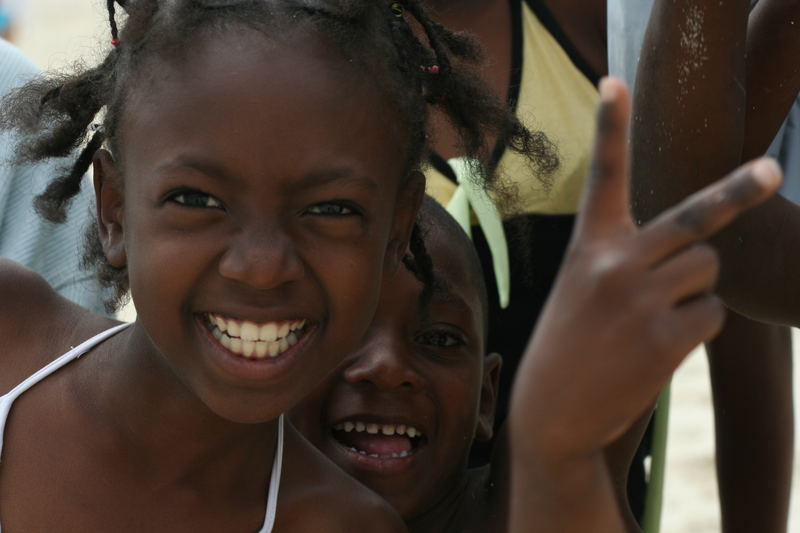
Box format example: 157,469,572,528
475,352,502,442
93,149,127,268
385,170,425,272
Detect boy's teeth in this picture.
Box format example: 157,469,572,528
207,313,305,359
334,421,423,438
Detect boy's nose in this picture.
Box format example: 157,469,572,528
343,335,421,390
218,226,305,289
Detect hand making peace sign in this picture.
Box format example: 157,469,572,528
511,76,781,479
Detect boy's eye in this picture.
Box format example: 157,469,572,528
306,202,357,216
415,329,464,349
169,190,224,209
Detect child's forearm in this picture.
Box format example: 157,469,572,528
631,0,800,325
744,0,800,160
632,0,749,217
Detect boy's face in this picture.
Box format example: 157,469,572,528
291,222,500,519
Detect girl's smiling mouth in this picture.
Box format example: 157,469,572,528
196,312,317,383
206,313,307,359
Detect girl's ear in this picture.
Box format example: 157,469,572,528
385,170,425,272
475,352,502,442
93,149,127,268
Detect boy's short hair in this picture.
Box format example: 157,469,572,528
418,195,490,340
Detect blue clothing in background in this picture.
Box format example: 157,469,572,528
0,39,108,314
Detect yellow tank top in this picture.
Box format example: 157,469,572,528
425,0,599,216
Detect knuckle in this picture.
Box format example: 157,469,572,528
722,171,763,207
646,312,683,362
589,160,616,184
589,249,631,289
690,243,719,273
673,201,714,238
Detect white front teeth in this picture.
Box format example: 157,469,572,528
333,421,423,439
207,313,306,359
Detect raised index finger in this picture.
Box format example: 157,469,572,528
574,77,633,239
634,158,782,266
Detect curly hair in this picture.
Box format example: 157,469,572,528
0,0,558,311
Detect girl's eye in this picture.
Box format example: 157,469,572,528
169,190,224,209
415,330,464,349
306,202,357,216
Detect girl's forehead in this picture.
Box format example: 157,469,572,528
117,27,409,185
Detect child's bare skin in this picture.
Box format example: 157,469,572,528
428,3,792,530
0,27,417,533
291,77,779,533
291,196,507,533
633,0,800,325
509,78,781,533
1,1,546,529
632,1,800,529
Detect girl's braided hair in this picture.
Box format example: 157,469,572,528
0,0,558,311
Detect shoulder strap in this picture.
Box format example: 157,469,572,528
0,322,132,460
258,414,285,533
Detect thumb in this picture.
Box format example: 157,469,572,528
575,77,633,239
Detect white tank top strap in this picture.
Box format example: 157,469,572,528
259,413,285,533
0,322,285,532
0,322,132,460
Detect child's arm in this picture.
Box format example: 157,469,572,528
705,313,794,533
0,259,76,392
631,3,797,529
632,0,800,325
508,78,781,532
744,0,800,160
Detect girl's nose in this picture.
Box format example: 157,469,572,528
218,226,305,289
343,334,421,390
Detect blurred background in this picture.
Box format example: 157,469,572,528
4,0,800,530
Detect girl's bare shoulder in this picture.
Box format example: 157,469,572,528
0,259,110,394
277,423,407,532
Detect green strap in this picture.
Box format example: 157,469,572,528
444,157,510,309
642,383,671,533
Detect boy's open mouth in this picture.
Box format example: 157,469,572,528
331,420,426,459
204,313,307,359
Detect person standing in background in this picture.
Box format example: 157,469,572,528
621,0,798,531
0,0,25,42
0,38,109,315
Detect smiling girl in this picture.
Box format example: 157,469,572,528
0,1,553,531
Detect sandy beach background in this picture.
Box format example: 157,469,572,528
7,1,800,530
